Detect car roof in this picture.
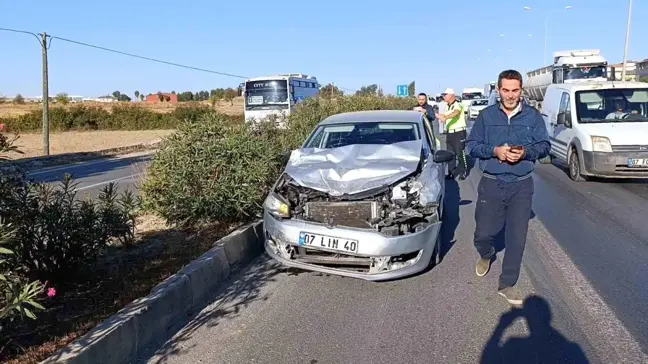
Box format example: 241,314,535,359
318,110,424,126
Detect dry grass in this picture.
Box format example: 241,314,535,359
3,214,241,364
0,97,244,117
6,130,176,159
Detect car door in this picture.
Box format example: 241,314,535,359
420,117,445,211
550,91,573,162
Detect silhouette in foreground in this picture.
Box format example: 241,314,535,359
481,295,590,364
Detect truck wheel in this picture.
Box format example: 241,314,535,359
568,148,587,182
539,155,552,164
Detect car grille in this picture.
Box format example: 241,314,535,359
611,145,648,152
304,201,378,229
293,247,372,273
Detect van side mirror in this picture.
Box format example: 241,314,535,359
557,112,566,125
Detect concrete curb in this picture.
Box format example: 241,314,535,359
41,220,264,364
0,139,163,173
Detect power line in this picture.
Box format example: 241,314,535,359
50,35,250,79
2,27,358,93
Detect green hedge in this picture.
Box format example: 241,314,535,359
0,103,244,133
142,95,414,226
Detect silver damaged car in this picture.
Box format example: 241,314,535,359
263,110,455,281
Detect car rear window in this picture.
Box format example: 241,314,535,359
305,122,420,149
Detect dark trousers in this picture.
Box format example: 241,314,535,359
474,176,534,290
446,129,467,176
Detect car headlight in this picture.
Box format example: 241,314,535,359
591,136,612,152
263,192,291,218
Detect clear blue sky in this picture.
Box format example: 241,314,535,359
1,0,646,98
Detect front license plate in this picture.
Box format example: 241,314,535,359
298,232,359,254
627,158,648,167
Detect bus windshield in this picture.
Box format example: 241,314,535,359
245,80,289,110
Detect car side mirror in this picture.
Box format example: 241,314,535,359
433,149,455,163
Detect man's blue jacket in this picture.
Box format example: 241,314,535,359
466,102,551,181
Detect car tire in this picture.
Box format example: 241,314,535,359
568,148,587,182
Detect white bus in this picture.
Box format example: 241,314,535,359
243,73,320,124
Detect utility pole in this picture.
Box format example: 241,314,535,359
621,0,633,81
40,32,50,156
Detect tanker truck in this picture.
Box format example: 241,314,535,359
524,49,608,110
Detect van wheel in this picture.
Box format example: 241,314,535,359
568,148,587,182
539,155,552,164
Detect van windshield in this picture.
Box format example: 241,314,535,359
575,88,648,123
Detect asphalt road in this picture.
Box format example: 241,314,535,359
27,151,154,199
136,161,648,364
29,151,648,363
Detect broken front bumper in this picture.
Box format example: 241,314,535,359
263,211,442,281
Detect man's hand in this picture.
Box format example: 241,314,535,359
435,113,446,121
505,147,526,163
494,146,510,162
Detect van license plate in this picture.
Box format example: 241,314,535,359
627,158,648,167
298,232,359,254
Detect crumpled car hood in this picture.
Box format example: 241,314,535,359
283,140,424,196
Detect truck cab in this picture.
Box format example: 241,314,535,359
541,81,648,181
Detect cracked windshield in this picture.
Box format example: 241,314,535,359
1,0,648,363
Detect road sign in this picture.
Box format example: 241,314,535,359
397,85,409,97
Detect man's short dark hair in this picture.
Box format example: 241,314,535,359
418,93,427,98
498,70,523,88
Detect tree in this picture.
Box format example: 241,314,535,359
408,81,415,97
224,88,237,105
112,91,121,100
134,91,140,100
640,76,648,83
355,84,379,97
139,94,145,101
55,93,70,104
157,92,164,102
118,94,131,102
13,94,25,104
320,83,343,99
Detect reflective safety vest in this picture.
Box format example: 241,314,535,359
445,101,467,132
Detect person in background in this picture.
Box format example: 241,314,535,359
435,88,468,180
414,93,445,150
465,69,551,306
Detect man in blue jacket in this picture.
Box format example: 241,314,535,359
466,69,551,306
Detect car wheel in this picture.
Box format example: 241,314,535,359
568,148,587,182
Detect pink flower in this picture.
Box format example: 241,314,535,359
47,287,56,298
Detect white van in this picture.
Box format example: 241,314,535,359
540,81,648,181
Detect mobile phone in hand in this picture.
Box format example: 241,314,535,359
510,145,524,152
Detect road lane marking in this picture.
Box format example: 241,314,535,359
74,173,144,192
27,150,156,176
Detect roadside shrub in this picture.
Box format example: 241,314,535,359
0,103,244,133
142,112,285,227
0,174,139,282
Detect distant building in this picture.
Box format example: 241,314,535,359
637,59,648,80
84,96,118,103
145,93,178,104
608,61,637,81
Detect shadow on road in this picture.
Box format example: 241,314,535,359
139,256,284,363
439,179,471,262
28,154,153,184
480,295,590,364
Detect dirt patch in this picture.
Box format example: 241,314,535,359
0,98,244,118
1,214,242,364
5,130,175,160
